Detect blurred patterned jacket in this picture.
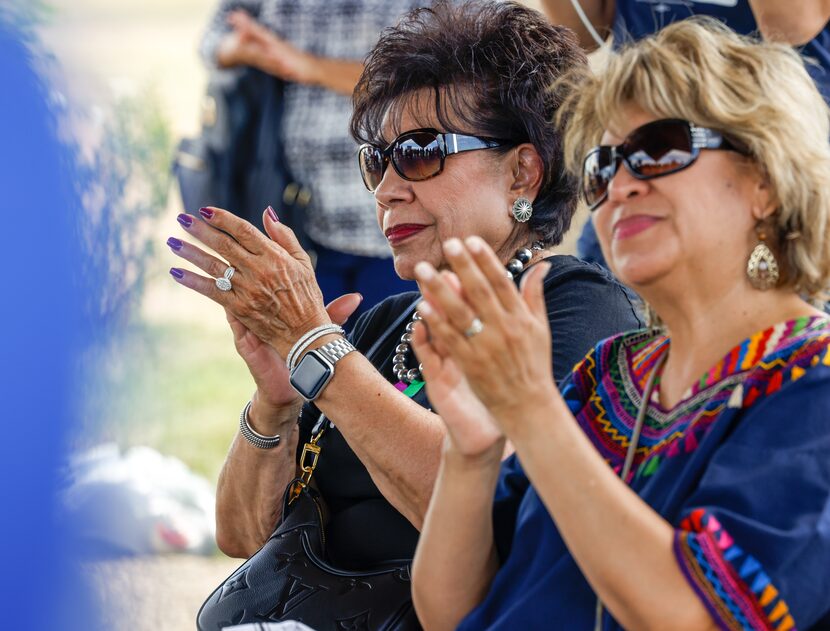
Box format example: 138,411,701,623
201,0,437,257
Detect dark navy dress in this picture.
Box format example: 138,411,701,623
460,316,830,630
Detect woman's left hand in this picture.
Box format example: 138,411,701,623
169,207,330,357
414,236,557,433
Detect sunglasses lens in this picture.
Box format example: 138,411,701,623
392,132,443,181
583,147,616,209
359,146,384,191
624,120,693,178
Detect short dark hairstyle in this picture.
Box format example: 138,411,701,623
350,1,587,246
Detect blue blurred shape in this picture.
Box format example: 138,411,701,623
0,17,102,631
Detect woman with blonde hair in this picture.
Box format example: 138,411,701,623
410,17,830,630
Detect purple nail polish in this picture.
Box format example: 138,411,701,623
167,237,183,251
170,268,185,279
199,207,214,220
267,206,278,223
177,213,194,228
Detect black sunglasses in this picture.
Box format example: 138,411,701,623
358,128,508,192
582,118,749,211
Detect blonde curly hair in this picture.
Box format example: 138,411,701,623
557,17,830,298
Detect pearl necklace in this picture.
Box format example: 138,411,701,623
393,243,541,384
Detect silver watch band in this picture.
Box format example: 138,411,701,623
315,337,357,364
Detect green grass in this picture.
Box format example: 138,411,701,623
75,322,254,482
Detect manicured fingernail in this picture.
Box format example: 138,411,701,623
177,213,193,228
414,261,435,280
167,237,183,251
465,236,484,252
418,300,433,317
443,238,463,256
199,207,214,219
267,206,278,222
169,267,185,279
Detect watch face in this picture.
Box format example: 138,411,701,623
290,352,334,400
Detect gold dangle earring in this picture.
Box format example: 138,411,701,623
746,225,780,290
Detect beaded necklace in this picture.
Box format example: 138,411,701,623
393,243,543,397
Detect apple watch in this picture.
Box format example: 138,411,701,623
289,337,357,401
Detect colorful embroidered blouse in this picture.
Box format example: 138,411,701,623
459,316,830,631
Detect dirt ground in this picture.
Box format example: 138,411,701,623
85,555,242,630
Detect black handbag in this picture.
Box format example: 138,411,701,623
197,301,422,631
173,65,310,243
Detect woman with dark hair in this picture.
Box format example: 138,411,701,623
171,0,640,613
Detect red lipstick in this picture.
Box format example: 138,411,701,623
613,215,661,240
385,224,427,246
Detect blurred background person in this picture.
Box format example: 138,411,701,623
200,0,440,321
540,0,830,267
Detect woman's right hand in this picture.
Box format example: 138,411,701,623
227,294,363,410
414,238,556,438
411,280,505,462
216,11,266,68
217,10,316,84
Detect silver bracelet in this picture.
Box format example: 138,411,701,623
239,401,282,449
287,324,344,370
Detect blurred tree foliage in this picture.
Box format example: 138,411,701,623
77,89,174,332
1,0,54,35
5,0,175,330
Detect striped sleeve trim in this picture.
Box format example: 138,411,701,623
673,508,796,631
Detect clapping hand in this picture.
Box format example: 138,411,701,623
169,207,359,407
413,236,556,438
411,275,505,460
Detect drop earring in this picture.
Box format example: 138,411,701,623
746,226,780,290
512,197,533,223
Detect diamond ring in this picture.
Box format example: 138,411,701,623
215,266,235,292
463,317,484,339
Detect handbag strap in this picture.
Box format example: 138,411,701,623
292,296,421,501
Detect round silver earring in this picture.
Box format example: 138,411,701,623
512,197,533,223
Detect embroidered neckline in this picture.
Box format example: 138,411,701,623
569,314,830,481
627,315,830,417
